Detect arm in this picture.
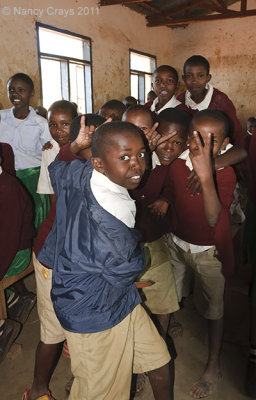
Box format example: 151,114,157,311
190,131,221,226
215,145,247,170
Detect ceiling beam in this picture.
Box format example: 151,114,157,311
198,3,237,14
154,8,256,27
146,0,205,25
241,0,247,12
210,0,226,8
100,0,151,5
139,2,162,14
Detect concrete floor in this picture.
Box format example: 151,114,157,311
0,263,253,400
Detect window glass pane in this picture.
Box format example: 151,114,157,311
69,63,86,114
39,28,86,60
130,74,138,99
130,52,155,73
41,58,62,110
145,74,153,103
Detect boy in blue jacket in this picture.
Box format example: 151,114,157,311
38,121,173,400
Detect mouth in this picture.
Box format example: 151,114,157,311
159,90,169,96
127,174,142,184
11,98,22,104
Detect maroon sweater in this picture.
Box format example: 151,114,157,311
177,88,244,148
130,164,176,243
169,158,236,277
0,170,34,278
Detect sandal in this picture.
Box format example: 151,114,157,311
22,389,56,400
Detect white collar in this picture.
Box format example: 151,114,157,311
151,95,181,114
178,142,233,171
185,83,214,111
151,151,161,169
247,130,253,135
91,168,131,196
0,166,2,175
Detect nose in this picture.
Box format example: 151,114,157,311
130,156,141,170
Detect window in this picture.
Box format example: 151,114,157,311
37,23,93,114
129,50,156,104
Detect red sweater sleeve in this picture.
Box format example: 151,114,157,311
0,172,34,279
209,89,244,148
58,143,81,161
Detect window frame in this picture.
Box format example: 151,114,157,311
129,49,156,104
36,22,93,113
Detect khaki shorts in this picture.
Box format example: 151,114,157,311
64,304,171,400
167,238,225,320
33,252,65,344
138,237,179,314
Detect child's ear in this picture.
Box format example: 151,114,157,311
206,74,212,83
220,136,229,151
91,157,105,174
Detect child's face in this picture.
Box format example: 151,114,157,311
182,64,211,99
8,78,34,109
155,121,188,166
189,117,229,158
92,130,146,189
152,69,178,104
123,110,153,136
247,120,256,134
48,109,72,146
99,107,120,121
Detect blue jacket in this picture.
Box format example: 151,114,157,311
38,158,144,333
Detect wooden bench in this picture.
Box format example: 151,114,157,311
0,259,34,319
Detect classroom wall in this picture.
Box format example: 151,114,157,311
171,0,256,128
0,0,173,112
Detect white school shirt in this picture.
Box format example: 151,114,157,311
0,107,51,170
90,169,136,228
37,140,60,195
151,95,181,115
185,83,214,111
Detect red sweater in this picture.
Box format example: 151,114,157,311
169,158,236,277
130,164,176,243
0,170,34,278
177,88,244,148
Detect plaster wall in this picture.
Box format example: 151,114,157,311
171,0,256,128
0,0,173,111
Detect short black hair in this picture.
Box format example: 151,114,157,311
183,55,210,75
153,65,179,84
70,114,106,142
247,117,256,124
48,100,78,120
123,104,155,123
122,96,138,108
91,121,142,157
100,100,126,120
156,108,192,132
7,73,34,91
191,109,229,138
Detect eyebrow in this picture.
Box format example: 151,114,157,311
120,146,146,151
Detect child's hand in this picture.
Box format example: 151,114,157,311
189,131,213,184
71,116,95,154
186,170,202,196
148,199,169,219
145,122,160,151
42,141,53,151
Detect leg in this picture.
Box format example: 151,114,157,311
190,317,223,399
148,362,174,400
28,341,63,400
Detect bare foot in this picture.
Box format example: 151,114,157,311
189,373,221,398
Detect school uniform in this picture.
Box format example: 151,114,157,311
166,149,236,319
0,164,34,280
38,158,170,400
151,95,189,115
130,152,179,315
177,84,244,147
0,107,52,231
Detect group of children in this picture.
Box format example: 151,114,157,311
0,54,255,400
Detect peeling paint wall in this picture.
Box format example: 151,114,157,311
0,0,173,111
171,0,256,128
